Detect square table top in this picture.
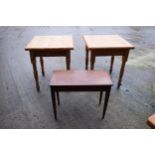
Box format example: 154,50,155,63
25,35,74,50
50,70,112,86
83,35,134,49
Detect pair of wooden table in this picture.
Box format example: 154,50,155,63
25,35,134,120
25,35,134,91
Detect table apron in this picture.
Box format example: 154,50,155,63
29,50,70,57
50,85,112,91
90,49,130,56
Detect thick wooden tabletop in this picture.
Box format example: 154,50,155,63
83,35,134,49
50,70,112,86
25,35,74,51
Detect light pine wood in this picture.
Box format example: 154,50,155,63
83,35,134,49
83,35,134,88
25,36,74,50
26,36,74,91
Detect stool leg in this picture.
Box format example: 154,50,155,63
102,87,111,119
99,91,103,105
56,91,60,106
50,88,57,120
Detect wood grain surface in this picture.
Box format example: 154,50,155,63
25,35,74,50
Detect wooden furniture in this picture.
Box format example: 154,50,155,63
25,36,74,92
49,70,112,120
147,114,155,129
83,35,134,88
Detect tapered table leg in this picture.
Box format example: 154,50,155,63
109,56,114,74
66,51,71,70
85,46,89,70
31,55,40,92
51,88,57,120
40,57,45,76
102,87,111,119
90,52,95,70
117,55,128,88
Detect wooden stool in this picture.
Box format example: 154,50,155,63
147,114,155,129
49,70,112,120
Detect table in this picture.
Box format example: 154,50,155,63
49,70,112,120
83,35,134,88
25,35,74,92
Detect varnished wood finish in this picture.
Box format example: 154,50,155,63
83,35,134,49
40,57,45,76
90,52,95,70
117,54,129,88
25,36,74,91
85,46,89,70
99,91,103,105
51,87,57,120
50,70,112,86
49,70,112,120
110,56,114,74
83,35,134,88
30,53,40,92
25,36,74,50
102,87,111,119
56,91,60,106
66,51,71,70
147,114,155,129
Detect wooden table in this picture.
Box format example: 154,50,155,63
83,35,134,88
25,36,74,92
49,70,112,120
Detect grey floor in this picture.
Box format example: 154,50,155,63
0,26,155,128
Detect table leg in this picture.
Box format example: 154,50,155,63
90,52,95,70
99,91,103,105
40,57,45,76
56,91,60,106
85,46,89,70
109,56,115,74
117,54,128,88
66,51,71,70
30,55,40,92
51,88,57,120
102,87,111,119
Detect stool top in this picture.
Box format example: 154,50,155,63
83,35,134,49
25,35,74,50
50,70,112,86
